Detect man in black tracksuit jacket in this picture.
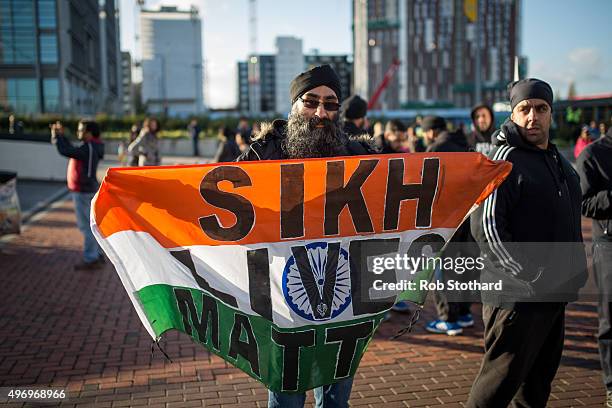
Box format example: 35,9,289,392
576,128,612,405
467,79,587,408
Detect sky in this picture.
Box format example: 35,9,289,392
119,0,612,109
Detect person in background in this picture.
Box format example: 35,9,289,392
128,117,161,166
236,132,249,153
250,122,261,142
51,120,105,270
421,115,476,335
371,121,385,151
600,122,607,139
236,117,252,146
574,125,593,159
212,126,241,163
413,115,424,139
125,124,141,166
590,120,601,139
8,114,23,135
117,139,127,166
406,125,426,152
340,94,369,137
421,116,447,148
470,103,495,155
576,126,612,408
377,119,413,316
188,118,201,157
423,116,470,153
381,119,409,153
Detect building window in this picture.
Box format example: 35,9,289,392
0,78,38,113
43,78,59,112
37,0,57,29
0,0,36,63
39,33,58,63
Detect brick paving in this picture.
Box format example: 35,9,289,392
0,199,607,407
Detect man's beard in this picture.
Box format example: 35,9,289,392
284,112,348,159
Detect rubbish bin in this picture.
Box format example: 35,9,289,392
0,171,21,236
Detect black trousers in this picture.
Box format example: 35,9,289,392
433,264,476,322
466,302,565,408
594,242,612,392
433,288,471,322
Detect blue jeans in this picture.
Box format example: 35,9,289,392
72,192,101,263
267,377,353,408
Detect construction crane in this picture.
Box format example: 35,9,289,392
249,0,257,58
368,58,401,110
247,0,259,113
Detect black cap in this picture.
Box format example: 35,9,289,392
290,65,342,105
341,95,368,119
508,78,553,110
421,116,446,132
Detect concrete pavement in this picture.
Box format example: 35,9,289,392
0,198,607,407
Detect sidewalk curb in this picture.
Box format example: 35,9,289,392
21,186,69,225
0,186,69,247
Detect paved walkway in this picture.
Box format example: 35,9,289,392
0,199,607,407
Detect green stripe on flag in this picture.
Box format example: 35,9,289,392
137,284,385,393
397,263,437,304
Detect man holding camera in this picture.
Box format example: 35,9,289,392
51,120,105,270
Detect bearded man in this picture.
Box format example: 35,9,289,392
237,64,377,408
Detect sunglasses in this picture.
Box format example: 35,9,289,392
299,97,341,112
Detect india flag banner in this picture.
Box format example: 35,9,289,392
91,153,511,393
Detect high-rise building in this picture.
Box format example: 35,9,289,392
120,51,134,115
140,6,204,117
353,0,521,109
237,61,249,112
237,46,353,114
274,36,303,113
0,0,121,115
304,54,353,102
243,54,276,114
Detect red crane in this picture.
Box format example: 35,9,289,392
368,58,401,110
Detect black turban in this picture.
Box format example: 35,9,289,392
341,95,368,119
290,65,342,105
508,78,553,110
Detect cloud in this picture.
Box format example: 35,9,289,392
568,47,602,65
206,63,237,108
530,47,611,98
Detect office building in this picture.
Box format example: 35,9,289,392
353,0,521,109
140,6,204,116
0,0,121,115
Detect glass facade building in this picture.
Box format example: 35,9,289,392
0,0,121,115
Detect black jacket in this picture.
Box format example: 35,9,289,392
469,104,495,155
213,139,241,163
576,128,612,242
426,130,471,153
237,119,378,161
470,118,588,307
426,129,479,260
342,121,368,138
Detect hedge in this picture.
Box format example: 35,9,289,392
0,113,273,138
